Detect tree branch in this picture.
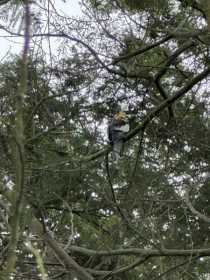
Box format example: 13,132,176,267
154,40,196,119
85,67,209,161
125,66,210,141
44,232,94,280
33,66,210,168
1,1,31,277
113,35,173,64
184,189,210,223
0,0,10,5
68,245,210,258
152,256,199,280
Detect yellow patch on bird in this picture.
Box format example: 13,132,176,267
115,111,127,121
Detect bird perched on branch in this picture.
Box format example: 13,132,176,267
108,104,130,161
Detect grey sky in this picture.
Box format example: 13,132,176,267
0,0,81,60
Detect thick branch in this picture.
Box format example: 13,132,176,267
154,40,196,118
155,40,195,81
68,245,210,257
44,232,94,280
113,35,173,64
125,66,210,141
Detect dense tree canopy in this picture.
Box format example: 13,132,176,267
1,0,210,279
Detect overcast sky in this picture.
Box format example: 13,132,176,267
0,0,81,61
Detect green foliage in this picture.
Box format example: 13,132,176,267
1,0,210,279
121,0,168,11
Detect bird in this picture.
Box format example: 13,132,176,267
108,104,130,161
